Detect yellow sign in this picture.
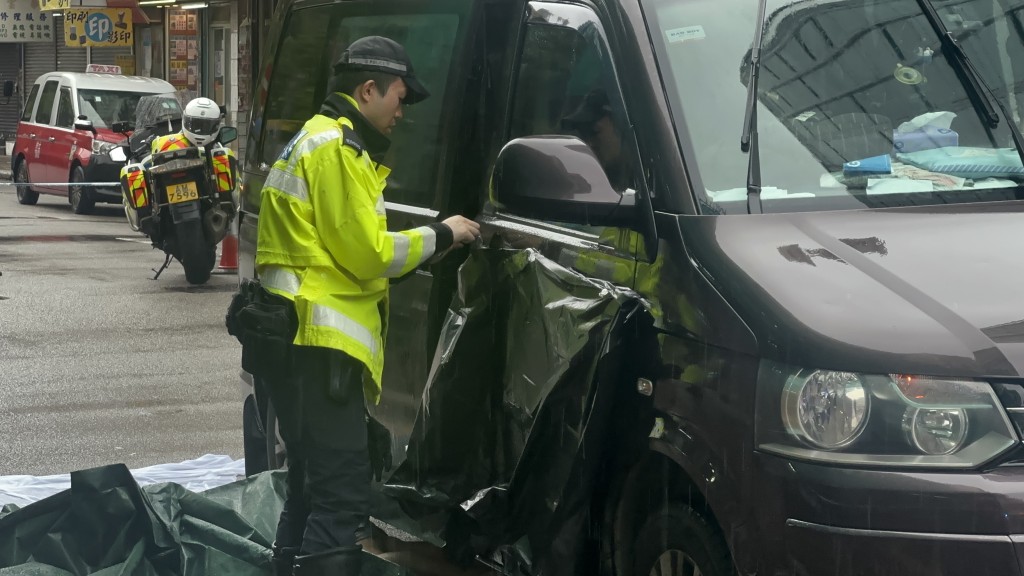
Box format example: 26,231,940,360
38,0,69,11
115,54,135,75
63,8,132,47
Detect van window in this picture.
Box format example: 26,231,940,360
21,84,39,122
508,10,636,194
56,87,75,129
258,2,467,208
34,81,58,125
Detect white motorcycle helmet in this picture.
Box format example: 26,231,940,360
182,97,221,146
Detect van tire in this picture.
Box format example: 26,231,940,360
632,503,735,576
69,166,94,214
15,158,38,205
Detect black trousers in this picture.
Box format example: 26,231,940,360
265,344,371,555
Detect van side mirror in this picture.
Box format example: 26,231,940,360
2,80,13,98
218,126,237,145
490,136,634,226
74,114,96,134
111,120,132,134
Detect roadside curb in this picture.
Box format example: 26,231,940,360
0,168,11,181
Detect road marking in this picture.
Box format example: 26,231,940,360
116,237,151,245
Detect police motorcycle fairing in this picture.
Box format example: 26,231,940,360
115,95,239,285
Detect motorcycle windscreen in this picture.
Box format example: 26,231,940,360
384,247,649,574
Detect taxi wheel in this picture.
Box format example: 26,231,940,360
69,166,94,215
15,159,38,205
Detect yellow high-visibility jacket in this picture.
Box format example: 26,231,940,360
255,93,452,404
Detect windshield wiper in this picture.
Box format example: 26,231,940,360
740,0,769,215
915,0,1024,168
915,0,998,128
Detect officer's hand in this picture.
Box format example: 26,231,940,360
442,215,481,247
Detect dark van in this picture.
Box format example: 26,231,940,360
237,0,1024,574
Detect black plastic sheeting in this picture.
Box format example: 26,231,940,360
0,464,284,575
385,247,648,575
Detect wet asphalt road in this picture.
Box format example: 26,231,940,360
0,184,244,476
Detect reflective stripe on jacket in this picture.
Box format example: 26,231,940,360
255,95,442,403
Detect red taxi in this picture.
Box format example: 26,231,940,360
11,68,175,214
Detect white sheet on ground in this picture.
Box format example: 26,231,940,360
0,454,246,508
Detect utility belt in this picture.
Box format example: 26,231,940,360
225,278,298,382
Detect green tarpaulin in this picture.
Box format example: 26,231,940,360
0,464,403,576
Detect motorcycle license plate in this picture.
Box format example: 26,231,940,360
167,181,199,204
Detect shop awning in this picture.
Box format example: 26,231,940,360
105,0,150,25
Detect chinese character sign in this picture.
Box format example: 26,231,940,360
63,8,132,47
37,0,67,11
0,0,53,42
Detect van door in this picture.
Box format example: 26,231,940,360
481,2,644,288
51,84,79,192
28,79,59,187
242,0,479,471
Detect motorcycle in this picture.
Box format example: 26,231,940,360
113,95,239,285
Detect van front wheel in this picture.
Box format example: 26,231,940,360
632,503,735,576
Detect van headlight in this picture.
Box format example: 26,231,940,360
756,362,1019,468
782,371,870,449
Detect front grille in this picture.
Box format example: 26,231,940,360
993,381,1024,466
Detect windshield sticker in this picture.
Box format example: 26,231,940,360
666,25,705,44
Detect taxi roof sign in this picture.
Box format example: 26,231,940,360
86,64,122,74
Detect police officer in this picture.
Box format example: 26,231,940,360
254,36,480,575
150,97,229,155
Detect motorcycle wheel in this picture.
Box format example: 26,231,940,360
177,219,216,285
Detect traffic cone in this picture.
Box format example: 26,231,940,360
217,227,238,273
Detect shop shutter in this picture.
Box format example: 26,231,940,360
23,41,55,101
0,44,20,136
90,46,134,73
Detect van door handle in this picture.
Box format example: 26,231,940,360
29,133,36,138
47,137,56,142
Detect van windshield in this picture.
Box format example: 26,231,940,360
77,89,171,129
642,0,1024,214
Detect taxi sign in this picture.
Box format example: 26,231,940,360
86,64,122,74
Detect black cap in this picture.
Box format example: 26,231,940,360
561,89,613,131
334,36,430,105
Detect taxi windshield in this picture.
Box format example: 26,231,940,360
642,0,1024,214
77,89,168,129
